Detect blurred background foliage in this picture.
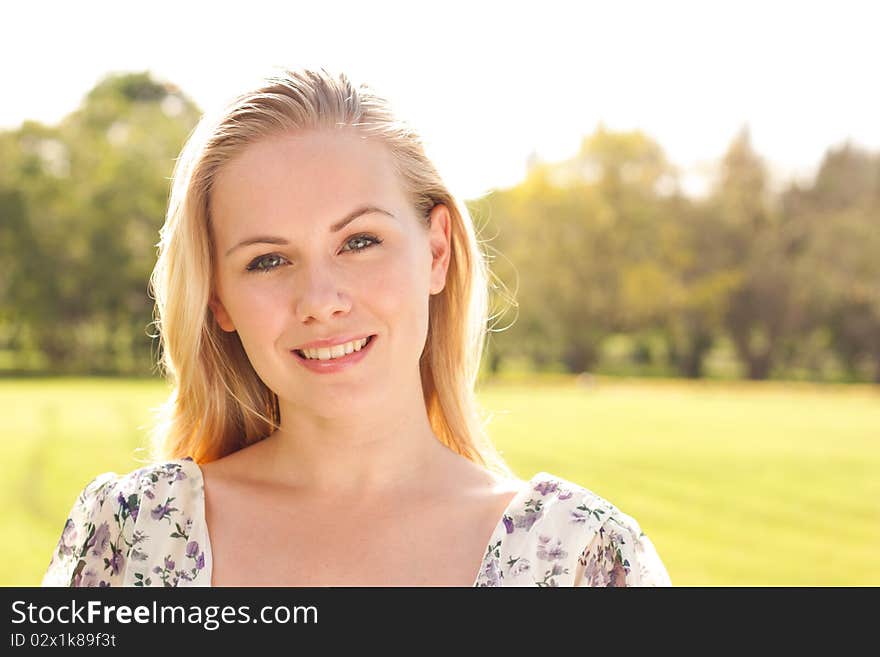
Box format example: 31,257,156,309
2,71,878,384
479,126,880,385
0,72,201,376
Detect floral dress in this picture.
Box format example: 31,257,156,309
42,457,672,587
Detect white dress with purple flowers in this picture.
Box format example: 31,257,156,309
42,457,671,587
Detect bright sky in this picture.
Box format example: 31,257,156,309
3,0,878,199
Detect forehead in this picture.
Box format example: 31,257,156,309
210,128,406,235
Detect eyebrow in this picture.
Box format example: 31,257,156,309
224,205,395,258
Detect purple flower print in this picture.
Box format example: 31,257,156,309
79,567,100,587
116,491,140,521
164,557,175,571
150,498,177,522
513,511,541,532
185,541,199,558
534,481,559,496
571,503,605,524
502,515,514,534
144,489,155,500
570,509,588,523
536,535,568,561
175,470,187,481
558,489,573,501
480,559,502,586
110,550,125,576
59,519,77,556
152,566,163,575
547,544,568,561
196,553,205,570
509,558,531,577
583,556,604,586
88,522,111,557
608,558,628,587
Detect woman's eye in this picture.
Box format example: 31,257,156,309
244,234,383,274
245,253,287,274
341,233,383,253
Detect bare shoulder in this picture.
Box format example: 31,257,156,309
198,439,271,484
433,454,526,512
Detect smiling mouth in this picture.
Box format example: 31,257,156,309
293,334,376,360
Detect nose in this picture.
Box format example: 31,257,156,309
294,260,351,324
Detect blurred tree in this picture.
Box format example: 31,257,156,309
482,127,680,374
658,194,743,378
0,72,200,373
788,143,880,381
480,168,604,373
713,126,808,379
0,185,34,365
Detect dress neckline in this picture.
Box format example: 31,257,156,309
180,457,538,587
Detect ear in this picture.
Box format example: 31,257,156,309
427,204,452,296
208,295,236,332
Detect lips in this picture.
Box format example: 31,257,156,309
290,334,377,373
293,335,376,359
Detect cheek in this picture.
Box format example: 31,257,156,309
224,281,285,333
375,248,433,346
373,248,429,309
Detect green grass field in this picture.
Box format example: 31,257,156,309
2,375,877,586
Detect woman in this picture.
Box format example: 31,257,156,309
42,67,671,587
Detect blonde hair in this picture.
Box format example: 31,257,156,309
147,67,513,478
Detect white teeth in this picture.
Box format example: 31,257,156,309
300,337,369,361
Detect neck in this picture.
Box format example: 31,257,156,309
258,376,456,499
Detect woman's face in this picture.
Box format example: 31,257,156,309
208,128,451,414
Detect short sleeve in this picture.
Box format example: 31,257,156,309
574,512,672,587
42,472,135,587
